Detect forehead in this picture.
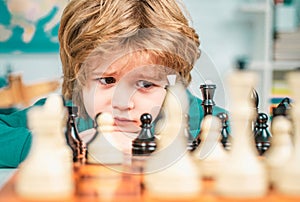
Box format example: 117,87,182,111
108,51,157,73
87,51,174,77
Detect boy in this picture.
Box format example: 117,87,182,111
0,0,225,167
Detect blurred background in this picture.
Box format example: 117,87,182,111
0,0,299,113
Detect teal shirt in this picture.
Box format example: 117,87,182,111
0,99,45,168
0,91,227,168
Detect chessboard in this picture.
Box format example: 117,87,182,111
1,163,300,202
2,68,300,202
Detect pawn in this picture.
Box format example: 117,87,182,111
264,116,293,186
87,112,123,164
254,113,272,155
217,112,231,150
132,113,156,156
193,115,228,179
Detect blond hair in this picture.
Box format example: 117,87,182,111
59,0,200,111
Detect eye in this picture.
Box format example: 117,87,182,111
136,80,155,89
97,77,116,85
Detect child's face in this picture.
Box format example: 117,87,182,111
82,52,169,134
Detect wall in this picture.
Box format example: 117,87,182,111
0,54,61,83
184,0,254,108
0,0,270,109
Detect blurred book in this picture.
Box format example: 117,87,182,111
269,79,291,113
274,28,300,61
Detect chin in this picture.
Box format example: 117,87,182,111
113,125,140,134
108,131,139,155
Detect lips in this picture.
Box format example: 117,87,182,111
113,117,140,133
114,117,136,124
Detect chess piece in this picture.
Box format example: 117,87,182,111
250,88,259,114
215,70,268,197
200,83,216,116
271,97,292,133
254,113,272,155
131,113,157,175
217,112,231,150
87,112,123,164
65,106,86,165
235,56,248,70
275,71,300,195
271,97,293,145
277,97,291,112
144,75,201,199
186,114,199,151
132,113,156,155
16,94,74,199
193,115,228,179
251,88,259,133
264,116,293,186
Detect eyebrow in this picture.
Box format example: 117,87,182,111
136,72,159,79
134,71,168,84
91,70,119,77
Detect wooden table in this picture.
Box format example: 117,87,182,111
1,163,300,202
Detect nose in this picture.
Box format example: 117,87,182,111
112,85,135,111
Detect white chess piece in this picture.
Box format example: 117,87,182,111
144,76,201,198
193,115,228,179
264,116,293,186
16,94,74,199
215,71,268,197
87,112,124,164
276,72,300,195
84,113,123,200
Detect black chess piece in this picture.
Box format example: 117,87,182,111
250,88,260,134
272,97,291,118
250,88,259,113
132,113,156,156
235,56,248,70
271,97,292,137
217,112,231,150
186,114,199,152
254,112,272,155
65,106,86,164
200,83,216,116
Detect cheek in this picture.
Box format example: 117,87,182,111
82,86,95,119
82,85,112,119
134,89,166,120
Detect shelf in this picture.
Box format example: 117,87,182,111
249,61,272,70
249,60,300,71
238,1,273,13
239,4,267,13
272,60,300,70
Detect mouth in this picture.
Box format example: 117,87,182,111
114,117,136,124
113,117,140,133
